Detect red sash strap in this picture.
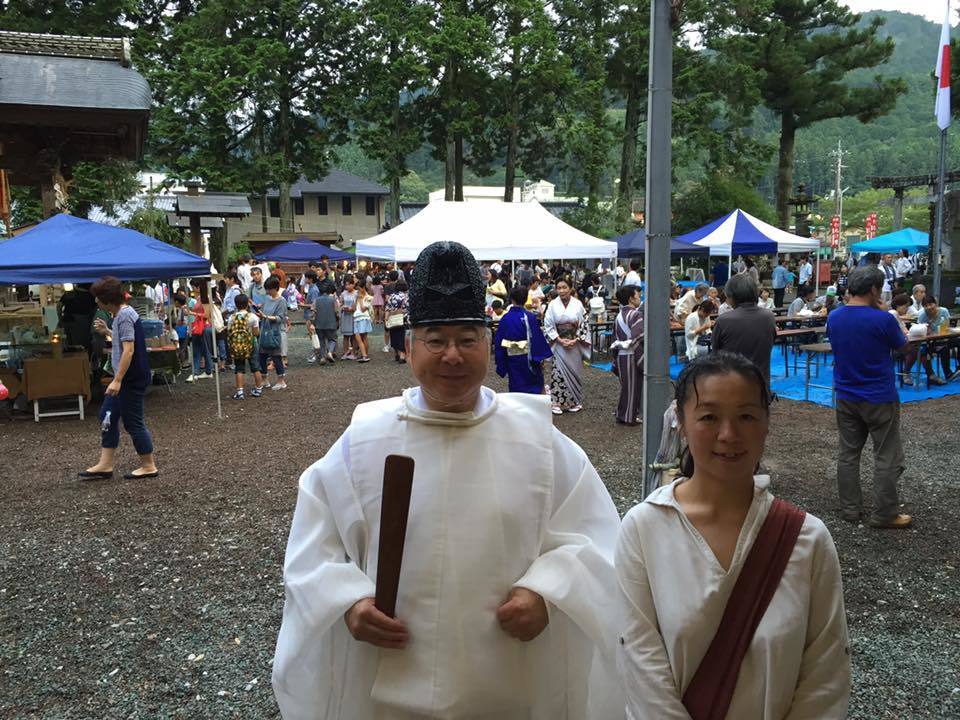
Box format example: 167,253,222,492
682,497,807,720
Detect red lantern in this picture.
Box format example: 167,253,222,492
0,381,9,401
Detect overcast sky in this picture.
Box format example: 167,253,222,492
844,0,952,24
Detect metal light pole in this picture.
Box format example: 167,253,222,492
641,0,673,497
934,129,947,300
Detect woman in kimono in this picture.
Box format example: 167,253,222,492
616,352,850,720
544,277,591,415
495,285,553,393
611,283,643,425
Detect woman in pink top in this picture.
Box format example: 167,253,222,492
370,274,385,325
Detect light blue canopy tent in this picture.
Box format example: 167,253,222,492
850,228,928,254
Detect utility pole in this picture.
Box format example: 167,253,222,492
641,0,672,497
829,140,849,227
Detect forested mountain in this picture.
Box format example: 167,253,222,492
338,10,952,209
779,10,959,199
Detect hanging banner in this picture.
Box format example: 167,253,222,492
864,213,878,240
831,215,840,249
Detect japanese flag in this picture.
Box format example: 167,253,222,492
935,1,952,130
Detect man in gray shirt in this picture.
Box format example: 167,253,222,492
712,274,778,386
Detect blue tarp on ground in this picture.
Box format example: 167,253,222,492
590,351,959,407
255,239,354,262
0,213,210,285
609,228,709,258
850,228,928,254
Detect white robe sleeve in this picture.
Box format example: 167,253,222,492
615,505,693,720
783,520,851,720
513,428,623,661
543,300,559,341
272,433,377,718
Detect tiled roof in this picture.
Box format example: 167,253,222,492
0,31,150,111
0,31,131,64
265,169,388,197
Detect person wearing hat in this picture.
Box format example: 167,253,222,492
272,241,624,719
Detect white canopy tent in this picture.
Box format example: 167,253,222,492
356,200,617,262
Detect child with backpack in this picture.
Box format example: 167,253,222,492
228,294,264,399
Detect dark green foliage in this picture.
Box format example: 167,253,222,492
707,1,906,227
673,172,776,235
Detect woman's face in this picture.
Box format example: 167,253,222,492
557,281,571,300
681,372,769,482
699,306,711,319
760,290,769,301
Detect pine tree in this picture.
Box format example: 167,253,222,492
708,1,906,228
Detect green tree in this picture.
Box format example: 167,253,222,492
419,0,498,200
137,0,263,194
0,0,133,35
351,0,432,224
555,0,615,224
66,160,142,219
489,0,574,201
8,186,43,230
673,172,776,235
708,1,906,228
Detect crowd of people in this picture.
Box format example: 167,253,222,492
71,239,948,717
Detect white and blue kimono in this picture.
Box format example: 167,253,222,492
494,306,552,394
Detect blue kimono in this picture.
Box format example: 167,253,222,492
494,306,553,394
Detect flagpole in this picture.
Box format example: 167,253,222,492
933,128,947,300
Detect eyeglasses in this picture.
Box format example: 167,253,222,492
415,334,484,354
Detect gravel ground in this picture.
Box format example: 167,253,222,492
1,332,958,719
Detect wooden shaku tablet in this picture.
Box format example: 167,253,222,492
374,454,415,618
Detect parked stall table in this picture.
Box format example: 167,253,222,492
23,353,90,422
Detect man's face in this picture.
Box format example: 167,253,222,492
883,254,893,265
407,324,489,412
628,290,641,308
924,301,939,316
251,269,263,284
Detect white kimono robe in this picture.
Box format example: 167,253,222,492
273,386,625,720
615,476,851,720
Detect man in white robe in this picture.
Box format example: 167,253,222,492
272,241,625,720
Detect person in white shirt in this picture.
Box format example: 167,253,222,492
237,255,253,294
757,287,774,310
798,256,813,286
617,352,850,720
878,253,896,302
623,258,642,288
674,283,708,322
894,250,913,279
273,241,625,720
683,299,714,360
907,283,926,318
732,255,746,275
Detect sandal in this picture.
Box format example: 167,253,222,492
568,405,582,413
551,406,563,415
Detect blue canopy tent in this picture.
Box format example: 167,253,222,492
610,228,708,257
0,213,210,284
850,228,928,254
255,239,354,263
